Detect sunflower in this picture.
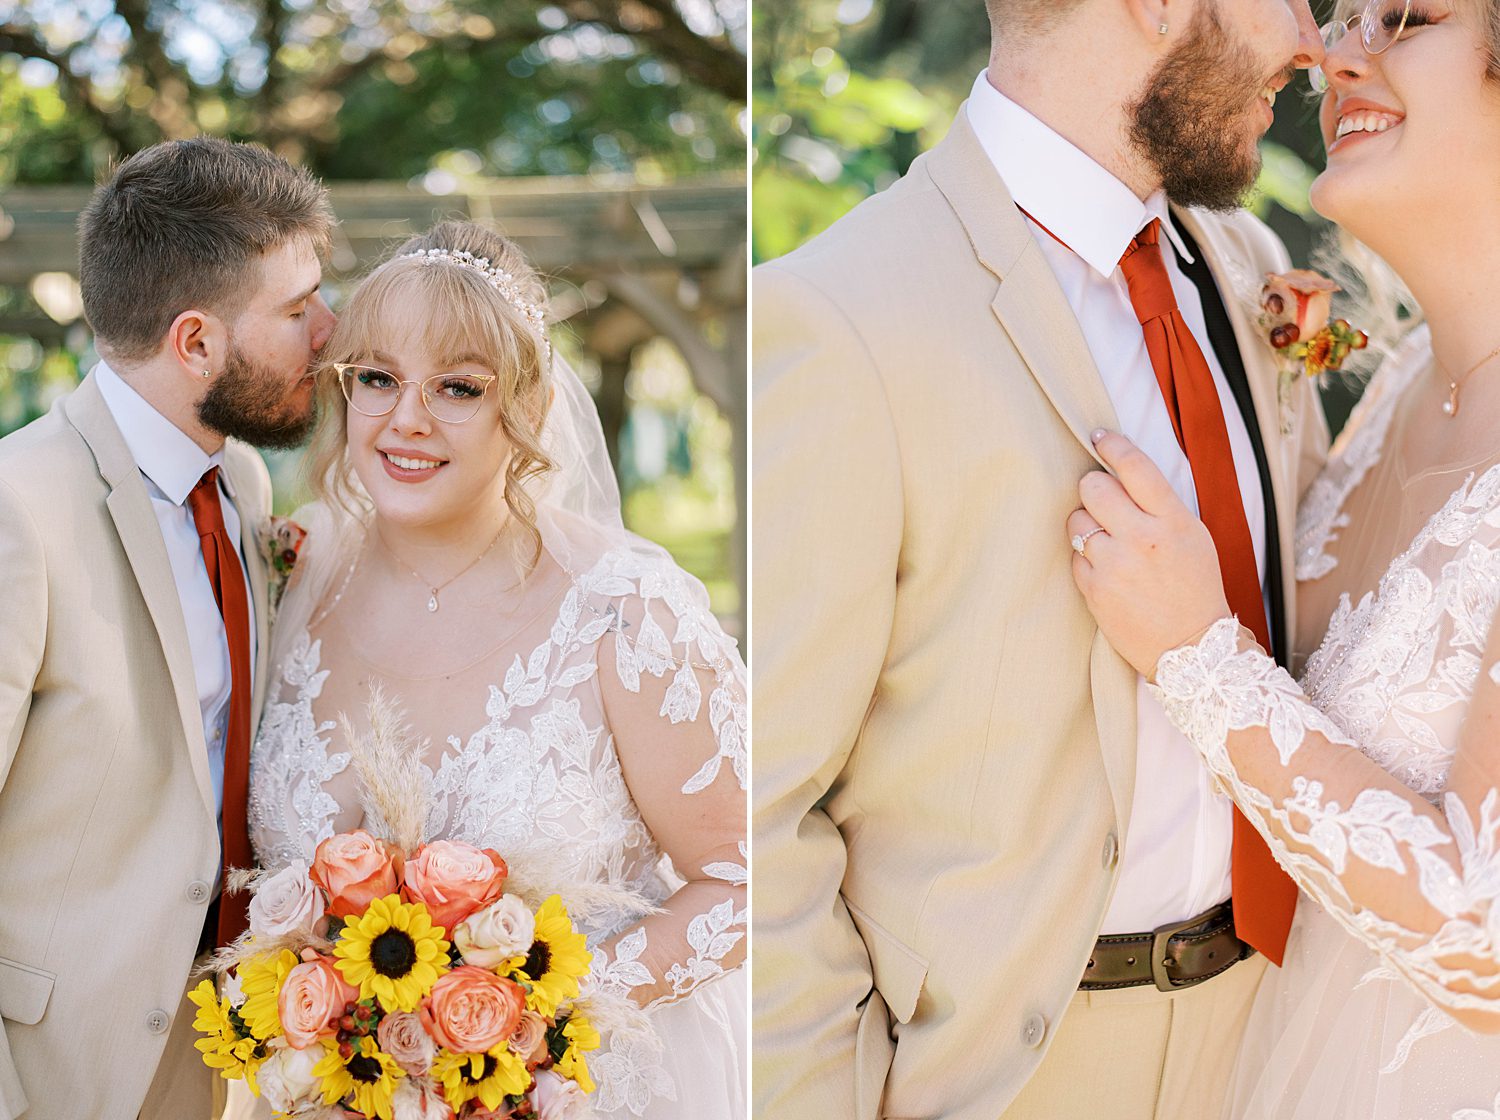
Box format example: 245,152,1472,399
188,979,264,1091
501,895,591,1017
554,1011,600,1093
237,948,301,1040
313,1035,405,1120
335,894,450,1012
431,1044,531,1112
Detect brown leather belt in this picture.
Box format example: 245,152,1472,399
1081,899,1254,992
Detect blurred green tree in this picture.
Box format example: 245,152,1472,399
0,0,745,186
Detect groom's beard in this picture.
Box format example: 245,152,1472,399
1127,2,1276,213
197,338,317,450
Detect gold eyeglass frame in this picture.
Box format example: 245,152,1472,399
1311,0,1412,93
333,363,499,424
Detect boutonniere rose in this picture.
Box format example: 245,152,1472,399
257,515,307,614
1258,270,1368,432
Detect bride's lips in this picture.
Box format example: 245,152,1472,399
379,447,449,483
1327,97,1405,154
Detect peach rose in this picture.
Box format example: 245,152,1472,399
278,955,359,1049
511,1009,551,1067
402,840,508,933
1261,270,1339,349
377,1010,436,1076
419,966,525,1054
310,830,401,919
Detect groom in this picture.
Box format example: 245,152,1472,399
755,2,1329,1118
0,138,334,1120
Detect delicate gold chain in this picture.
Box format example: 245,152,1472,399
376,522,515,612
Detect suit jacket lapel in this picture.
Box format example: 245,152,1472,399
926,109,1137,835
927,111,1121,463
1171,206,1296,666
65,374,216,819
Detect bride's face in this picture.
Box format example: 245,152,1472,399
343,325,515,535
1311,2,1500,235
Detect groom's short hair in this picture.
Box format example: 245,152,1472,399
986,0,1088,35
77,137,333,363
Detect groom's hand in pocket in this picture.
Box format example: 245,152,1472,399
1067,430,1232,677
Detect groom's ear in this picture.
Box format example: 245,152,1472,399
1121,0,1178,44
166,307,229,383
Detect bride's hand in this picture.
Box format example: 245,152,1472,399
1067,430,1233,677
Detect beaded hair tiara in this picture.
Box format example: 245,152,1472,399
397,247,550,349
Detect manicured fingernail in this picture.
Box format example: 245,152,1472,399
1091,428,1107,443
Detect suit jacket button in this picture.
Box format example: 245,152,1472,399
1102,832,1120,870
146,1009,170,1034
187,881,211,904
1021,1013,1046,1048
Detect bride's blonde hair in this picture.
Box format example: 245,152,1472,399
307,221,555,563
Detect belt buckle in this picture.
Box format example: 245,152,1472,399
1150,911,1207,992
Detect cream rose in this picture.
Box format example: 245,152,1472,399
377,1010,436,1076
454,894,535,969
310,830,401,919
248,861,324,939
403,840,508,933
279,955,359,1049
257,1043,322,1113
390,1079,456,1120
531,1068,594,1120
419,966,525,1054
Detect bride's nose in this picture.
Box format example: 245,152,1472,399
1323,21,1374,89
388,381,433,435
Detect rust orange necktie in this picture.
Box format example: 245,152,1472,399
187,466,253,948
1119,218,1296,965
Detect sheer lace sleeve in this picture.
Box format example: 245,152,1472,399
580,554,748,1011
1151,604,1500,1030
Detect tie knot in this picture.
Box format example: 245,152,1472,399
187,466,226,538
1119,218,1179,326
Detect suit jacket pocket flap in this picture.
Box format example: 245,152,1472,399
845,899,928,1024
0,957,55,1025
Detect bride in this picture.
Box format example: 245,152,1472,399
1068,1,1500,1116
240,220,747,1118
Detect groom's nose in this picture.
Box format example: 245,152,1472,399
309,292,336,352
1289,0,1325,70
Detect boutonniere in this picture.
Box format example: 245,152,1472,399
257,515,307,614
1258,270,1368,433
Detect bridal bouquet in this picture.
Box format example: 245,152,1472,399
190,834,599,1119
189,693,636,1120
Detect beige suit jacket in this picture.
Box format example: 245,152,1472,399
0,373,272,1120
751,109,1330,1120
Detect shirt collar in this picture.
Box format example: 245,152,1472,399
93,361,227,506
965,71,1196,279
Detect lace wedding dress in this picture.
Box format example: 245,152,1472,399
243,511,748,1119
1149,324,1500,1119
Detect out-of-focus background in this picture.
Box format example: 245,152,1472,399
0,0,747,634
752,0,1366,430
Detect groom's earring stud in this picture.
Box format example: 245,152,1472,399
202,369,212,379
1158,21,1169,35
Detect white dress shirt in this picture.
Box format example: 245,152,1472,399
95,361,257,831
967,73,1270,933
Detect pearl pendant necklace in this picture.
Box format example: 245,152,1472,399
1436,340,1500,419
377,524,509,613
